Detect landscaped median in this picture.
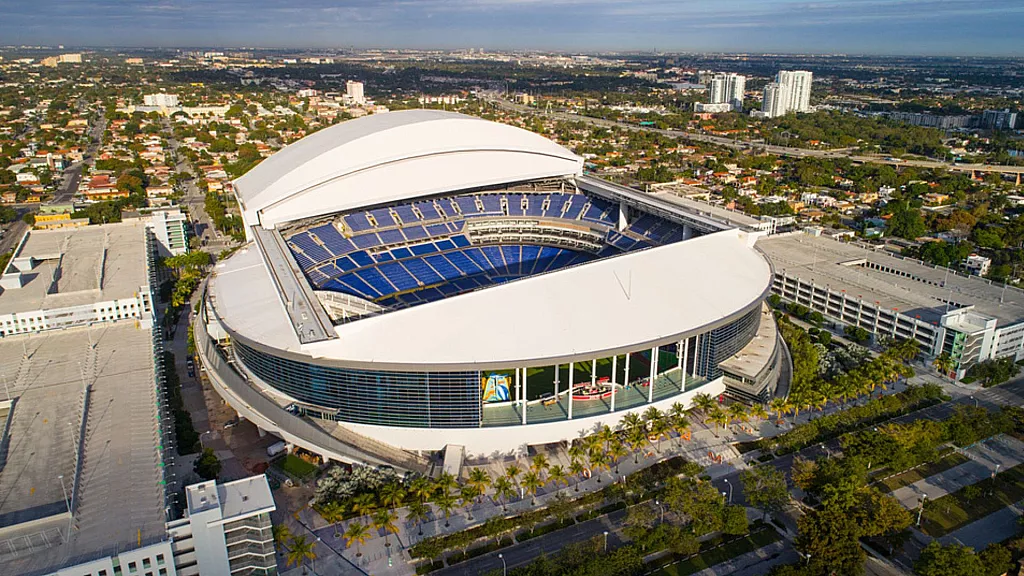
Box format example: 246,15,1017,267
876,450,969,493
920,462,1024,537
648,524,783,576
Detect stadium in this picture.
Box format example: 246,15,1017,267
195,110,783,467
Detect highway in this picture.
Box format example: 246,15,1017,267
483,95,1024,177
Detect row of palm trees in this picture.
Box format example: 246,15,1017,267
272,525,318,575
312,397,780,556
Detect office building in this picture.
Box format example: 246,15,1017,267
148,209,190,257
709,73,745,112
345,80,365,105
695,102,733,113
166,476,277,576
195,110,783,470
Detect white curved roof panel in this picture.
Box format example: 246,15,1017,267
234,110,584,229
211,228,771,370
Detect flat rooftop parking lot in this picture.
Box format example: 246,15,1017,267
757,233,1024,326
0,323,166,574
0,221,149,314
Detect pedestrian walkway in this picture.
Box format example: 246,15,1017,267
890,434,1024,509
688,540,794,576
941,500,1024,551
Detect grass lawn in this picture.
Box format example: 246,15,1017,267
650,529,783,576
920,463,1024,537
273,453,319,479
878,452,970,493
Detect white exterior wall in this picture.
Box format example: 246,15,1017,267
341,378,726,457
43,540,176,576
0,292,153,336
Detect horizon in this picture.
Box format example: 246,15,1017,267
2,0,1022,58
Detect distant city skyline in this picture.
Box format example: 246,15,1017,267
2,0,1022,56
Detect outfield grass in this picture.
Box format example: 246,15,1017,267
878,452,970,493
650,529,783,576
920,463,1024,537
274,453,319,479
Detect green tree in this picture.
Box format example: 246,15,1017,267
915,541,985,576
319,501,345,539
796,506,865,576
193,447,221,480
722,504,749,535
741,466,790,520
343,521,370,557
372,508,399,547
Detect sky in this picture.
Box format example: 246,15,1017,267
2,0,1022,56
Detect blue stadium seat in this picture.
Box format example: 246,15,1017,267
336,256,358,272
426,223,448,237
391,247,413,259
445,250,483,275
404,258,444,285
435,239,455,251
350,251,374,267
378,262,419,291
456,197,478,216
410,243,438,256
480,195,502,214
562,196,585,219
369,208,395,228
451,235,471,248
375,252,393,262
379,229,405,245
394,204,418,224
415,201,442,221
481,246,505,270
464,248,492,272
351,233,381,250
344,213,373,232
424,254,461,279
404,225,428,241
525,196,545,217
358,267,396,294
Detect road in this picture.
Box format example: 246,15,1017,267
709,377,1024,508
483,95,1024,177
52,111,106,205
434,508,627,576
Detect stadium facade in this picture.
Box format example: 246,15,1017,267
196,110,782,464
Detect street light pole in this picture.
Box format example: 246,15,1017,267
724,479,733,504
655,500,665,524
498,553,506,576
603,530,609,552
917,494,928,527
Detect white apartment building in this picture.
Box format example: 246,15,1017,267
144,93,180,108
346,80,365,105
148,208,190,257
167,476,277,576
709,73,745,112
761,82,789,118
964,254,992,277
776,70,813,113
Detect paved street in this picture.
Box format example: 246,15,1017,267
52,112,105,204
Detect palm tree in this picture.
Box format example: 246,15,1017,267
530,453,550,479
728,403,748,431
504,462,522,484
649,416,671,452
609,439,629,474
596,425,615,450
670,411,690,447
436,487,457,528
468,468,491,503
620,411,643,431
748,403,768,427
626,424,648,463
372,508,399,547
521,470,543,505
378,483,405,512
643,406,663,427
707,405,729,437
569,459,586,492
589,447,610,483
349,492,376,520
692,392,716,423
286,535,317,575
460,484,480,520
407,500,430,536
436,472,458,497
769,397,788,424
408,476,434,505
568,439,588,465
548,464,568,489
343,521,371,557
270,522,290,549
319,501,346,539
934,352,955,378
493,475,516,511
